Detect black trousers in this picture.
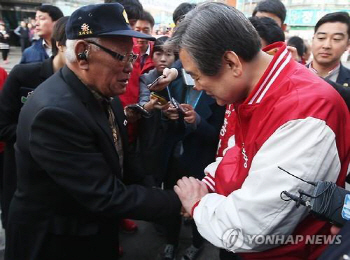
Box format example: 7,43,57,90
1,49,9,61
5,221,119,260
38,232,119,260
163,156,204,248
20,38,30,53
0,151,3,227
219,249,242,260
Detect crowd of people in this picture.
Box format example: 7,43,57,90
0,0,349,260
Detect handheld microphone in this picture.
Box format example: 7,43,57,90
147,68,178,89
166,68,179,81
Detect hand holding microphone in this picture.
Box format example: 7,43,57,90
147,68,178,91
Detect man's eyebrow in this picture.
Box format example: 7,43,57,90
333,32,346,37
316,31,346,37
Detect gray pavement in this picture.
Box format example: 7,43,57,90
1,46,21,73
120,220,219,260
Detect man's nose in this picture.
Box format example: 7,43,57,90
193,83,201,91
322,38,332,48
123,61,133,73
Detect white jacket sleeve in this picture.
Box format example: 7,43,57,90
193,117,341,252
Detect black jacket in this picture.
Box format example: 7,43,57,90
0,57,54,228
336,63,350,87
5,66,180,260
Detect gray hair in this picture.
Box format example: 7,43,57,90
166,2,261,76
65,38,101,63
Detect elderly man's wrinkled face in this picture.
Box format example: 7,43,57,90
88,36,134,97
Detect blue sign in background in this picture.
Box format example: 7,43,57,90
286,9,350,26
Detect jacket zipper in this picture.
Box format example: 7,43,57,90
235,104,248,168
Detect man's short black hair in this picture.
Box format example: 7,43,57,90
252,0,286,24
314,12,350,39
37,5,64,22
287,36,305,58
173,2,197,24
104,0,143,21
139,10,155,28
249,16,285,46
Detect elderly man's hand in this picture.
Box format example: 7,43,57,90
174,177,208,216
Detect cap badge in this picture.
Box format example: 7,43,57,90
79,23,93,36
123,10,129,24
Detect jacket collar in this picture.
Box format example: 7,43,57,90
246,42,293,105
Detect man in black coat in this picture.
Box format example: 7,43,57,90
0,57,54,229
5,3,180,260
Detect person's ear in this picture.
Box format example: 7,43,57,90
223,51,243,78
75,40,89,70
56,42,65,53
281,23,287,32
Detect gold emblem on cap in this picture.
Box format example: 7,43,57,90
79,23,93,36
343,83,349,87
123,10,129,24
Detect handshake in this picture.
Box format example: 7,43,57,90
174,177,209,217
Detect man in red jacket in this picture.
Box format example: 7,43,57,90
168,3,350,260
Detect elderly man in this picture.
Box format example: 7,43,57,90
168,3,350,260
5,3,180,260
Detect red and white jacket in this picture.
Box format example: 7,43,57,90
198,42,350,259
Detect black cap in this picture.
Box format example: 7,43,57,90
66,3,155,41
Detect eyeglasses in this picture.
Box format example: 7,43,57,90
85,41,138,64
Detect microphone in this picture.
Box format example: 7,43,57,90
164,68,178,81
147,68,179,89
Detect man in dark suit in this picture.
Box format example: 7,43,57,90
5,3,180,260
309,12,350,87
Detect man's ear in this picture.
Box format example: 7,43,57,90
223,51,243,78
75,40,89,70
